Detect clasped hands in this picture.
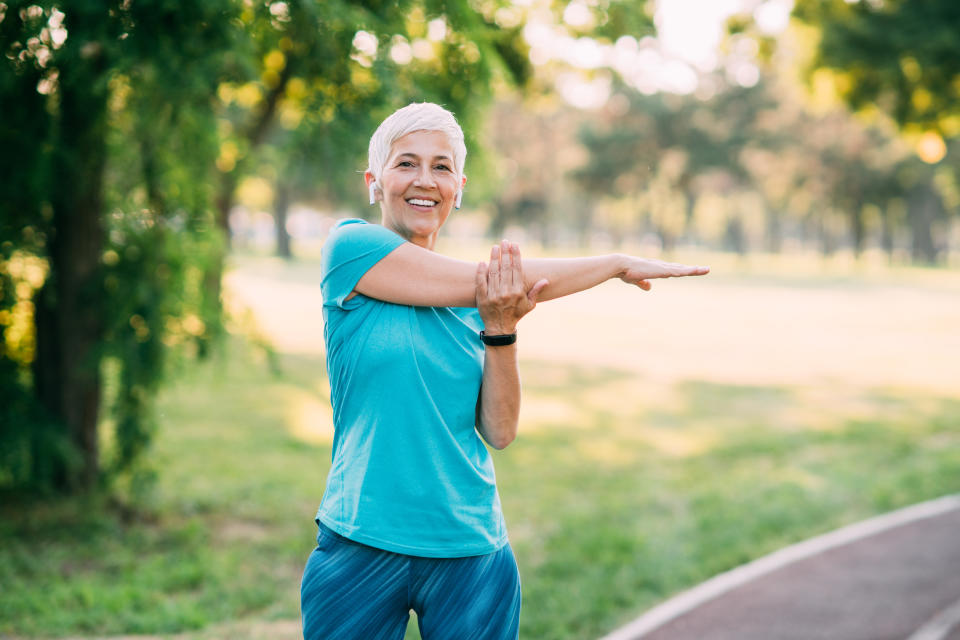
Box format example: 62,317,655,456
476,240,546,335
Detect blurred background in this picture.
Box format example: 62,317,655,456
1,0,958,638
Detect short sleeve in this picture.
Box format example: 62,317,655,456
321,219,406,309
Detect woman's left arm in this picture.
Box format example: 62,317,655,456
474,241,548,450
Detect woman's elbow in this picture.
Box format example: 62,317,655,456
488,431,517,450
481,421,518,450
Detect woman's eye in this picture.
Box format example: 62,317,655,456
435,164,451,172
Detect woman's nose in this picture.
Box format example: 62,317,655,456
413,167,436,187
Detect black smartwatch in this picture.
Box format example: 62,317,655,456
480,330,517,346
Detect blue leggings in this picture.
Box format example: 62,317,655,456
300,522,521,640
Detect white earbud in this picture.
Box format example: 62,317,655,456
454,190,463,210
368,181,378,205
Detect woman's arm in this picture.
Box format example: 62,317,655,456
353,239,709,307
521,254,709,300
474,241,547,449
475,340,520,450
353,242,478,307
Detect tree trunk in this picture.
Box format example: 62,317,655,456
880,205,895,261
275,180,292,259
215,169,240,246
203,62,296,345
724,216,746,255
850,201,865,259
33,50,109,490
766,209,783,253
659,227,676,253
819,215,836,257
908,182,941,264
201,169,240,355
214,61,295,246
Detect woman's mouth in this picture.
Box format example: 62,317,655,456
406,198,438,208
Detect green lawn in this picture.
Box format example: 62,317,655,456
2,257,959,639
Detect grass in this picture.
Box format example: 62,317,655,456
0,345,321,637
2,255,959,639
502,367,959,638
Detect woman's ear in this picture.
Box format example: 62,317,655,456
365,171,379,205
454,174,467,209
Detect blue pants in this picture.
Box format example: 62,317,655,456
300,522,521,640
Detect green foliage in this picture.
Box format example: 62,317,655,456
222,0,533,217
0,0,236,491
0,11,49,238
0,363,78,491
100,213,223,481
0,262,75,492
794,0,960,132
787,1,959,263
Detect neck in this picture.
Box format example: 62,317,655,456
418,231,439,251
382,218,438,251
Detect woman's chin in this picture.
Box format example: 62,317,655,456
407,215,444,235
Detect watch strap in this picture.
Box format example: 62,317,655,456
480,330,517,346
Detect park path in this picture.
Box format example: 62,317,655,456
601,495,960,640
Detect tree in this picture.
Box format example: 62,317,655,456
1,0,237,491
572,83,778,250
793,0,960,135
0,0,532,493
786,0,960,262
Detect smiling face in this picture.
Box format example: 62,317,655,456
367,129,466,250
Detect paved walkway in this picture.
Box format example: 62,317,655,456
601,495,960,640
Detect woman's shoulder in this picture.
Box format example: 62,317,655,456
327,217,373,241
323,219,404,264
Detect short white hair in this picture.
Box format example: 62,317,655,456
367,102,467,189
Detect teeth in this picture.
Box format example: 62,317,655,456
407,198,437,206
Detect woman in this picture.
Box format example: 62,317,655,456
300,102,708,640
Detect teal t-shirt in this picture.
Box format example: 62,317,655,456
315,219,508,557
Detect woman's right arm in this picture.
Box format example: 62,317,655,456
353,242,709,307
352,242,479,307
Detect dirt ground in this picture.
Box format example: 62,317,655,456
225,255,960,394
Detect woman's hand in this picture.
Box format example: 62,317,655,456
617,255,710,291
476,240,549,334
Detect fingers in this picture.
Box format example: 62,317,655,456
500,239,514,288
621,257,710,288
476,260,488,300
487,239,542,303
675,263,710,276
489,244,501,292
492,240,525,291
508,240,522,290
653,260,711,279
667,263,709,276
